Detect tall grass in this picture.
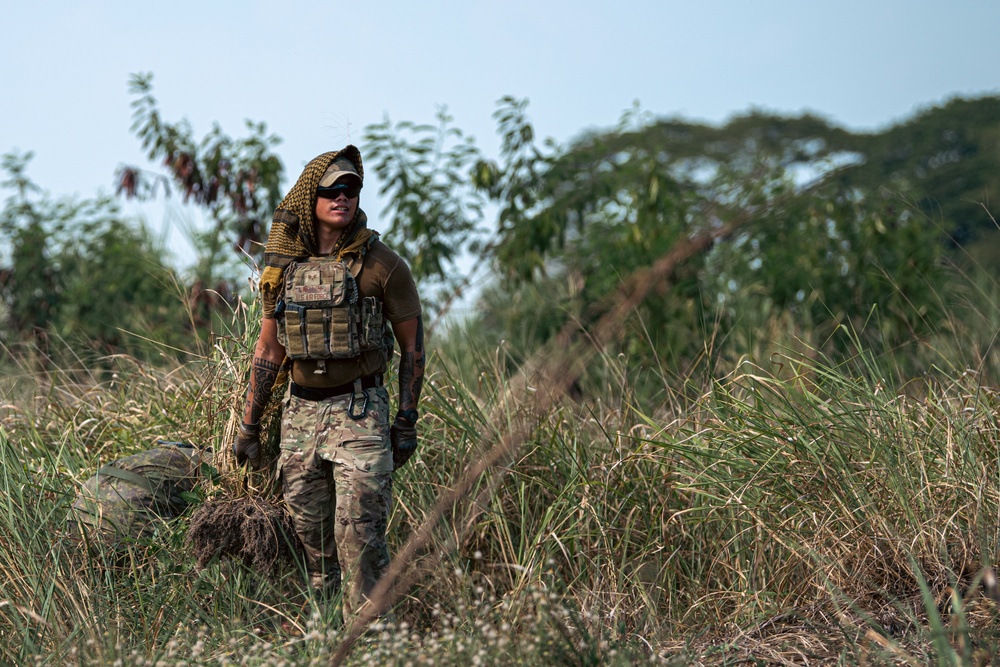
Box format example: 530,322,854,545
3,271,1000,665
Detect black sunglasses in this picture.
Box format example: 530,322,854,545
316,183,361,200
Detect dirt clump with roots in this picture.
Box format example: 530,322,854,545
187,496,303,576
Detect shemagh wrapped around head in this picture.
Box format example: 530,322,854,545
259,145,377,318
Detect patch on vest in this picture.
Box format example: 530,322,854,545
292,282,333,302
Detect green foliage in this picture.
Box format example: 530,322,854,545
842,96,1000,247
594,97,1000,251
528,108,956,370
1,152,62,343
471,95,552,273
0,151,191,362
708,182,946,351
363,107,486,312
119,72,285,289
370,96,980,378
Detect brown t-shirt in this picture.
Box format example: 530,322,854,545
266,239,421,388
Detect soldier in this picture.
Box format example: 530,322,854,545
70,440,202,546
232,146,424,620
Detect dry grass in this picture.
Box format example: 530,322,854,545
5,333,1000,664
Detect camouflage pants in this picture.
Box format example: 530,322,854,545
278,385,393,618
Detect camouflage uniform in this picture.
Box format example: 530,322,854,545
71,442,201,545
247,147,422,620
277,385,393,617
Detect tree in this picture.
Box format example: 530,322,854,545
117,73,285,296
0,151,191,363
0,151,57,350
839,96,1000,248
365,96,961,375
363,107,488,314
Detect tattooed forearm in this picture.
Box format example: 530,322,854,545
412,315,425,406
397,316,425,413
245,356,280,424
399,351,415,411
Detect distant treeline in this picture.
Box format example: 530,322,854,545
3,79,999,374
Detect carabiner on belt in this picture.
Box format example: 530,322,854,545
347,378,370,420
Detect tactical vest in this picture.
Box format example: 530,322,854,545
275,257,385,364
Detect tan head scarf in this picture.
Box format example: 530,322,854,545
259,146,378,317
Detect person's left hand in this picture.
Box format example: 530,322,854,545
390,418,418,470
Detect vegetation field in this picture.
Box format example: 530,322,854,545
4,84,1000,665
3,265,1000,667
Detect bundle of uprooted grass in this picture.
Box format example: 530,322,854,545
187,495,303,575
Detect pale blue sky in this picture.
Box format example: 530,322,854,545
2,0,999,271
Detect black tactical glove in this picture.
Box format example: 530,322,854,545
390,412,418,470
232,422,262,470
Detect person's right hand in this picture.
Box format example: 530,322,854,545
233,423,262,469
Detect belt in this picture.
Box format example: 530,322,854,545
290,375,381,401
